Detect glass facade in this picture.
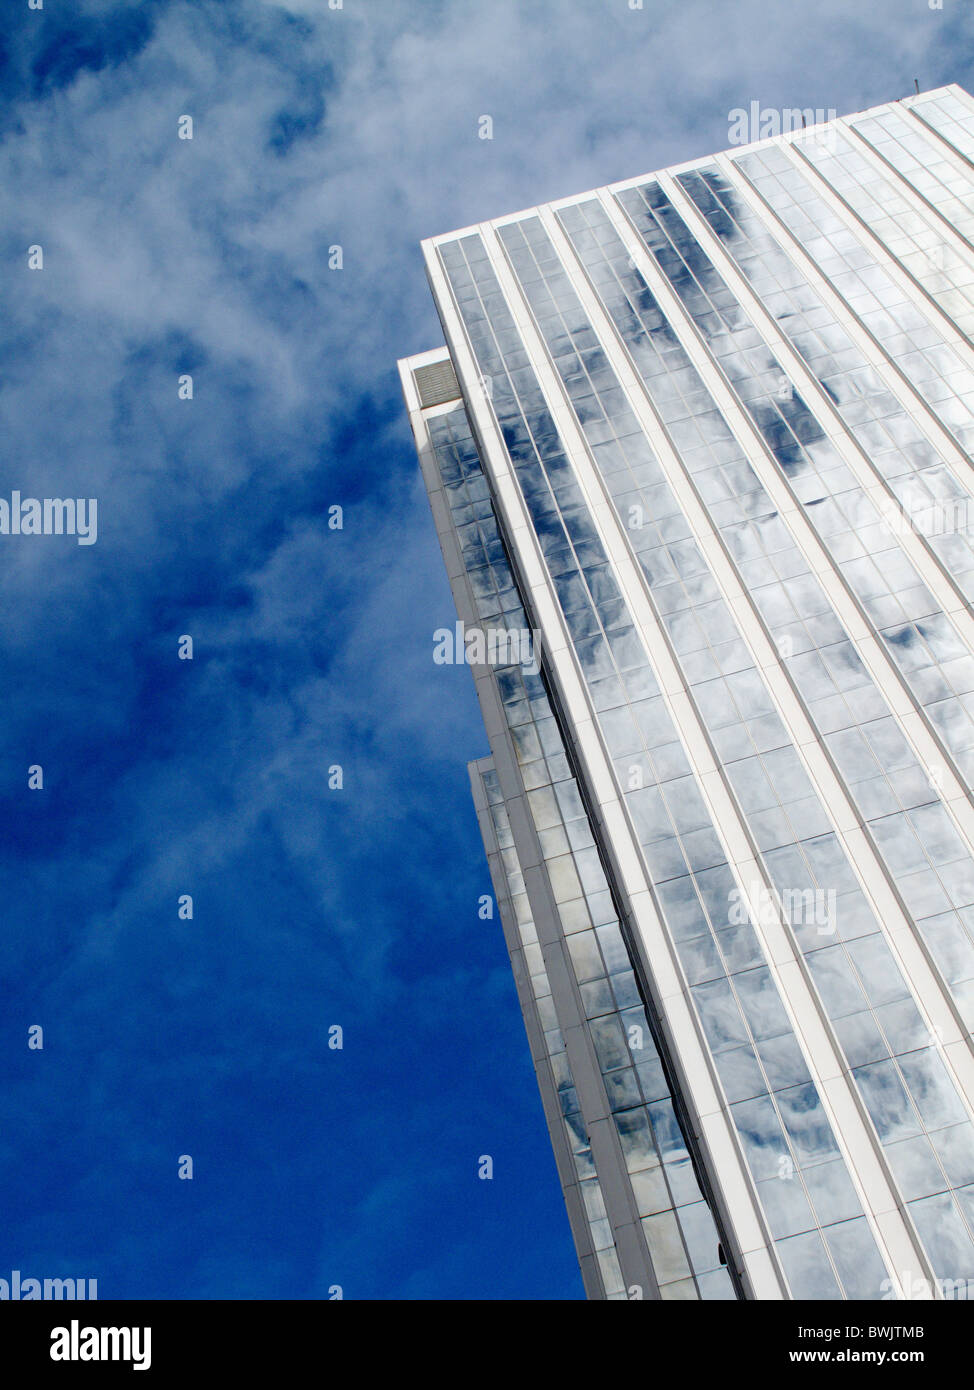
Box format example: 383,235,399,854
400,84,974,1300
431,403,735,1299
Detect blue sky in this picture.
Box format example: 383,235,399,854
2,0,973,1300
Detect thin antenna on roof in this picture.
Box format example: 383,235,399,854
914,78,920,94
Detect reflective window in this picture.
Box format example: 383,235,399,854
429,401,731,1297
669,162,974,772
437,237,889,1298
552,194,974,1284
599,180,974,1054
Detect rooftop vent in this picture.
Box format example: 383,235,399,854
414,358,461,409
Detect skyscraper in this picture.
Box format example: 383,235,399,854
399,85,974,1301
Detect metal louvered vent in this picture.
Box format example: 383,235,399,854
414,358,461,409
